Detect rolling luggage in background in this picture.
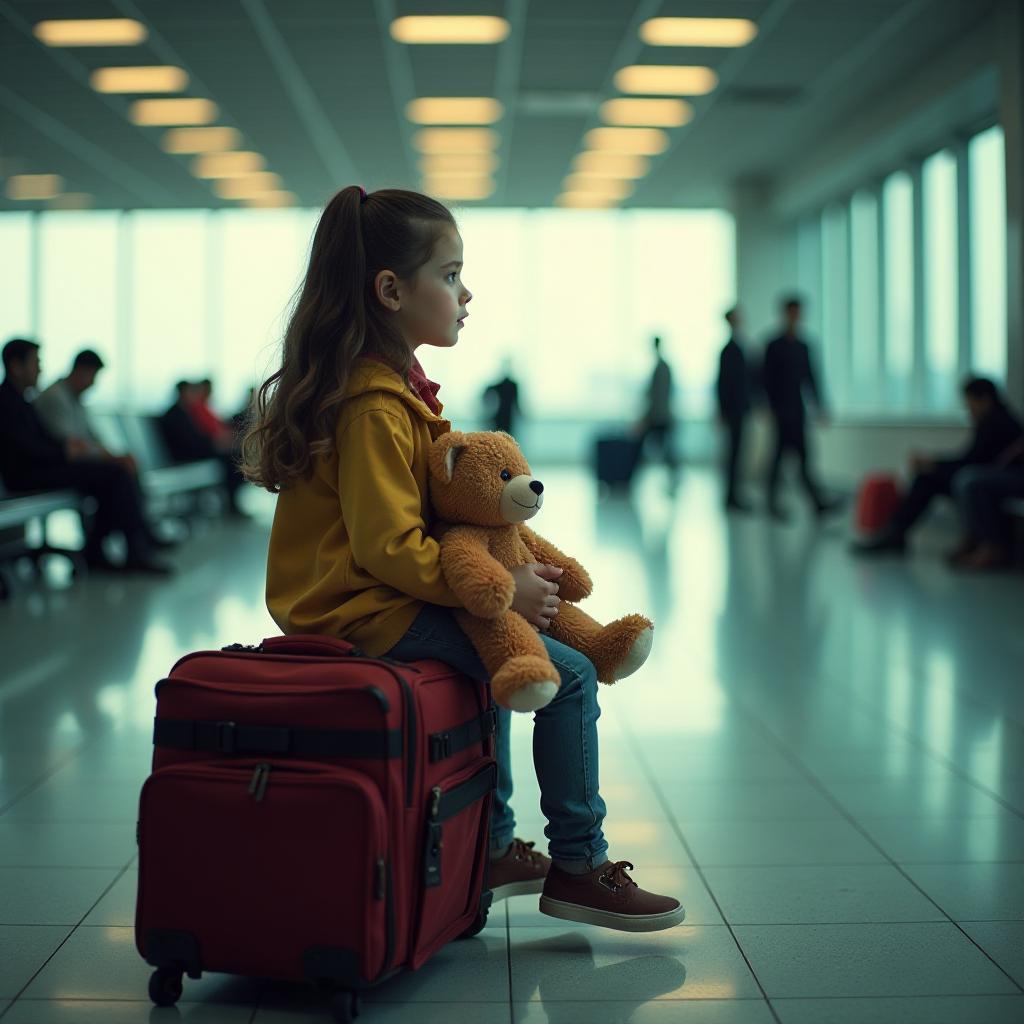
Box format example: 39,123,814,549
594,433,643,487
136,634,496,1023
855,473,903,535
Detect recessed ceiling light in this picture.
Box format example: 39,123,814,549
162,127,242,153
49,193,94,210
212,173,284,199
91,66,189,94
420,152,500,175
639,17,758,47
412,128,500,153
191,152,267,178
556,192,619,209
573,152,651,178
600,98,692,127
130,98,218,126
243,191,298,208
423,177,496,200
562,175,634,200
406,97,504,125
5,174,64,200
614,65,718,96
34,18,147,47
584,127,670,155
390,16,510,44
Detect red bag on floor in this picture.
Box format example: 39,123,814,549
135,634,495,1023
855,473,904,534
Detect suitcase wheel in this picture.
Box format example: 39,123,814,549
148,966,183,1007
457,906,490,939
331,989,360,1022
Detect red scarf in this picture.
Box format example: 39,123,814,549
363,353,442,414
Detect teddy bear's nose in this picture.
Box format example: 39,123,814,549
529,480,544,495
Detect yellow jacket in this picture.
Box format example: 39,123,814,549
266,357,461,655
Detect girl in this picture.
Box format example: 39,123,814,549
243,185,683,932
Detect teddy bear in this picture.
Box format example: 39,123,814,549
428,430,653,712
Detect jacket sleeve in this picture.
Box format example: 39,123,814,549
803,344,825,413
336,406,461,607
0,394,65,464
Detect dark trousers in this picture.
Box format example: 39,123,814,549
953,466,1024,545
10,460,147,554
767,418,825,510
723,415,746,504
888,466,957,538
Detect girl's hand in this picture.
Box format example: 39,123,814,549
510,562,562,632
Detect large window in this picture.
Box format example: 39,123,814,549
922,150,958,411
0,214,34,344
882,171,914,410
0,207,736,430
38,212,120,405
969,125,1007,382
849,190,880,412
821,203,851,410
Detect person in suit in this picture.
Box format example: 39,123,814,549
483,360,522,436
0,338,171,574
638,336,679,482
854,377,1023,557
716,307,753,512
762,296,841,520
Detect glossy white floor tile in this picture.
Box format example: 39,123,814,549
1,467,1022,1024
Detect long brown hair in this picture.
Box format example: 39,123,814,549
242,186,456,492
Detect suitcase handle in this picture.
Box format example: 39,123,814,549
259,635,361,658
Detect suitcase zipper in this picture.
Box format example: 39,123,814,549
248,763,271,802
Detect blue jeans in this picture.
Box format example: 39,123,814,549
386,603,609,871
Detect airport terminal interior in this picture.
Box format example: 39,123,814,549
1,1,1023,1022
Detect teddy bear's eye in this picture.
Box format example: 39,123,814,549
500,469,512,481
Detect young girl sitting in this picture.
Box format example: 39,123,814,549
243,185,684,932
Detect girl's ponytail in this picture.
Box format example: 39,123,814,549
242,185,456,492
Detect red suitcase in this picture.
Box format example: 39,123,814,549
855,472,904,535
135,634,496,1023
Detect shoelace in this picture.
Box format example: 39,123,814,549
600,860,638,891
509,838,545,865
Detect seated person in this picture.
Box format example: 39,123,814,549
159,381,247,516
854,377,1023,556
34,348,137,475
949,436,1024,571
0,338,171,575
188,378,234,450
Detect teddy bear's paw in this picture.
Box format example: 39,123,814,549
615,625,654,681
493,656,560,713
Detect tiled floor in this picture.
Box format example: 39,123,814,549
1,467,1022,1023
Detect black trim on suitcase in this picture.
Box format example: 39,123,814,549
423,762,497,889
428,705,498,762
153,718,403,759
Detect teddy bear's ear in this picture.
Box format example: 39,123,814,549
429,431,467,484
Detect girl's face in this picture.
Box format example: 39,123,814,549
395,229,472,351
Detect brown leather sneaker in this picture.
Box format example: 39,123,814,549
539,859,685,932
487,838,551,901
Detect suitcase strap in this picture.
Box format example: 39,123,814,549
153,717,403,759
428,705,498,763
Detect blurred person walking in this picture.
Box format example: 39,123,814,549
716,307,753,512
637,336,679,483
482,359,522,436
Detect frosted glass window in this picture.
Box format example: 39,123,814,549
0,214,34,344
821,203,850,411
882,172,914,409
217,209,319,414
850,191,880,411
969,125,1007,381
922,150,958,411
38,212,120,405
128,212,210,411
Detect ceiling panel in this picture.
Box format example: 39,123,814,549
0,0,1002,212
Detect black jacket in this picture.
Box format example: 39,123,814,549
940,402,1024,473
761,333,823,423
159,403,217,463
0,379,67,488
716,337,751,421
